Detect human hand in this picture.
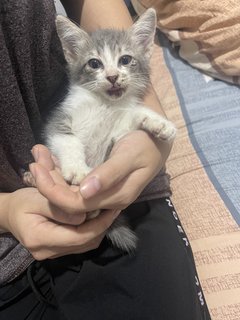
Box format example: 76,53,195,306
33,130,166,215
4,188,118,260
0,146,120,260
77,130,171,210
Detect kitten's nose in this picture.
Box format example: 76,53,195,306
106,75,118,84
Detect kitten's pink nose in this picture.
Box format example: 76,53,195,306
106,75,118,84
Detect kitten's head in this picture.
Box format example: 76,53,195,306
56,9,156,101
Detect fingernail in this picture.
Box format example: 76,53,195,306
80,176,101,199
31,146,39,161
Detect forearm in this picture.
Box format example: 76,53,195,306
79,0,132,31
60,0,132,28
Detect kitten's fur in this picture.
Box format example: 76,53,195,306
44,9,176,252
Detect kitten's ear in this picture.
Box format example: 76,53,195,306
130,8,156,59
56,15,90,65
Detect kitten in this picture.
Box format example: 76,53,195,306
43,8,176,252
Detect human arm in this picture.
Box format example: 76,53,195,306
0,145,120,260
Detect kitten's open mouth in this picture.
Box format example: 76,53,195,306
106,86,125,98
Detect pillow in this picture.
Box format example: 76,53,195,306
132,0,240,85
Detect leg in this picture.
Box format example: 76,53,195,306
1,199,210,319
47,198,211,320
0,262,65,320
47,134,91,185
112,107,176,145
132,106,176,141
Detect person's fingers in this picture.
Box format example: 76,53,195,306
15,188,86,226
78,168,150,211
41,209,120,246
79,150,138,200
27,209,121,260
79,130,162,200
30,151,154,214
38,234,106,260
30,131,163,213
31,144,55,171
32,144,66,186
30,160,137,212
30,163,87,214
46,202,86,225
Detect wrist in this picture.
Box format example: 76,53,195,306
139,129,173,166
0,192,11,233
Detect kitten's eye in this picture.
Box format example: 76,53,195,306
119,55,132,66
88,59,103,69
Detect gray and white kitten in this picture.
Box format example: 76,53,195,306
44,9,176,252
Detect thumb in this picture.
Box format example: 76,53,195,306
30,163,86,214
79,153,137,199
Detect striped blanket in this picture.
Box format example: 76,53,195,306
151,30,240,320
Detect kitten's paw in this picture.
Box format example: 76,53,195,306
86,209,101,220
22,171,36,187
141,117,176,141
61,165,91,185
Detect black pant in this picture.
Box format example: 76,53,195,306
0,198,211,320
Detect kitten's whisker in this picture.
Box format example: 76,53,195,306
81,81,98,91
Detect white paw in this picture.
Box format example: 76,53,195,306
141,117,176,141
61,164,91,185
86,209,101,220
22,171,36,187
